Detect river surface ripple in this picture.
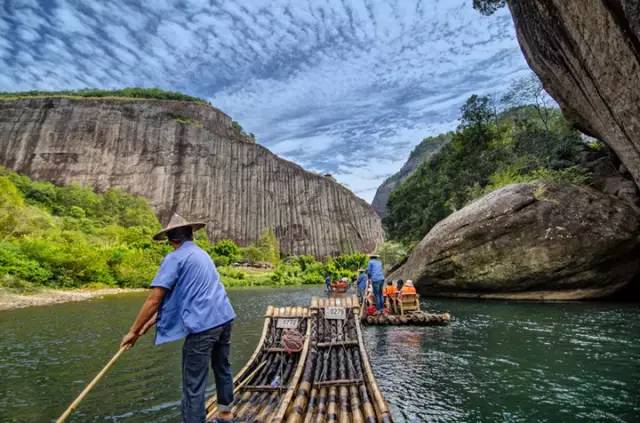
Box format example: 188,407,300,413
0,289,638,422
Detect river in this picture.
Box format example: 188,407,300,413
0,287,638,422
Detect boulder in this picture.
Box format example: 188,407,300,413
390,182,640,300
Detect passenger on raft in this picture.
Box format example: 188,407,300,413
400,279,417,295
383,281,398,314
357,269,368,300
120,214,235,423
366,253,385,314
396,279,405,292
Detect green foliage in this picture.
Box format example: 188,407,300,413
384,95,591,243
212,239,241,261
0,168,371,290
0,88,206,103
375,242,409,272
0,168,169,289
473,0,506,15
255,229,280,265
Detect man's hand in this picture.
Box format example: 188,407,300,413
138,312,157,335
120,331,140,349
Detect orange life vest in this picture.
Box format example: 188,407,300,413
383,285,397,297
400,285,416,295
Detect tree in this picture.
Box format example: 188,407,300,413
502,74,554,131
473,0,507,15
459,95,496,129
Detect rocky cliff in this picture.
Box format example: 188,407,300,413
0,97,384,256
507,0,640,191
371,133,450,217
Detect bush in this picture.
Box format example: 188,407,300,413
212,239,241,262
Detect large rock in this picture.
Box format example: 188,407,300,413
507,0,640,191
390,182,640,300
0,97,384,257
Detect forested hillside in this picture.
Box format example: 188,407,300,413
383,93,594,243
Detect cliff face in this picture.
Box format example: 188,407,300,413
0,97,384,256
371,134,450,217
507,0,640,190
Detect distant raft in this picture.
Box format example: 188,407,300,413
364,311,451,326
205,296,393,423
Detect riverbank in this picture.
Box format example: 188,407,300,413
0,287,145,311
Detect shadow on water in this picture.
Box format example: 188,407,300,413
1,289,639,422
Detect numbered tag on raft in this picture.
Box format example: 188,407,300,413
276,318,299,329
325,306,346,320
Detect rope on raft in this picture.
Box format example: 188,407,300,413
281,328,305,353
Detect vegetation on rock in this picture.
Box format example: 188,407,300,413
0,168,367,290
384,80,594,243
0,87,206,103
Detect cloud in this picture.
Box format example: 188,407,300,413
0,0,530,202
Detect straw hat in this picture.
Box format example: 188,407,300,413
405,280,414,287
153,213,206,241
368,253,380,258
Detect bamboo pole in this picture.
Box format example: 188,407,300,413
56,346,127,423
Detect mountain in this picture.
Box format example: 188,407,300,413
371,133,451,217
0,96,384,257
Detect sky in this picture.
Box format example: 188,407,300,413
0,0,531,202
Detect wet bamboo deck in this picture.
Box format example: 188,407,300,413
206,296,392,422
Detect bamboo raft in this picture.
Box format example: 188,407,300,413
363,311,451,326
206,296,392,422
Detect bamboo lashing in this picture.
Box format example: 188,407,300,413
56,346,127,423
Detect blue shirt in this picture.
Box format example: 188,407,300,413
150,241,235,345
325,276,331,286
357,273,368,290
367,259,385,282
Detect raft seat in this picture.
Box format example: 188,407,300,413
398,293,420,315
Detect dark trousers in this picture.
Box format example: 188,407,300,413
372,280,384,311
182,321,234,423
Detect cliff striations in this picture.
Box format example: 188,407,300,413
0,97,384,256
507,0,640,191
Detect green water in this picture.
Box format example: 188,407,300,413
0,289,638,422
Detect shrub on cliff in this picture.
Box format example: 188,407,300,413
0,88,206,103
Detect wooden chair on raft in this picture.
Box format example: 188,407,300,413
398,293,420,315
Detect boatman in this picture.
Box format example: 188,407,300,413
366,253,385,314
357,268,368,301
120,214,236,423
